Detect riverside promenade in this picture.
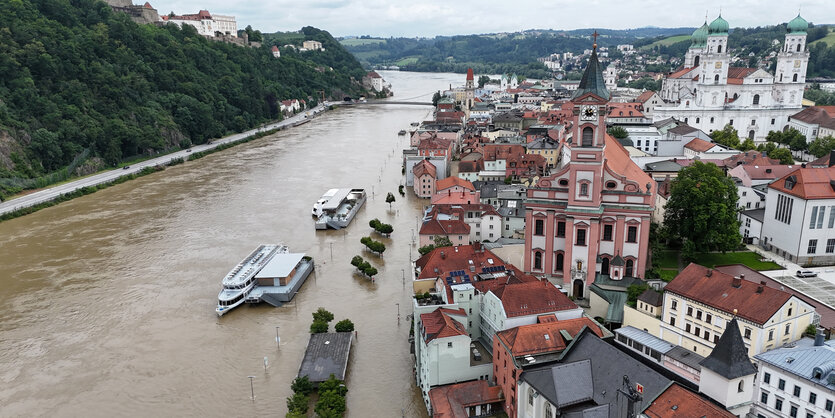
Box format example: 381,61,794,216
0,104,328,217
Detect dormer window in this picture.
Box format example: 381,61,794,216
785,176,797,190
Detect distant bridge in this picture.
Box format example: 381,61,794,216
327,100,433,107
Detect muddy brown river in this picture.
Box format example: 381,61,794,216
0,71,463,417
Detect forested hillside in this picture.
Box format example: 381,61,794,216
0,0,368,199
341,28,694,78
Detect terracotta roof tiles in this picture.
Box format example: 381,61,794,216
429,380,503,418
768,165,835,200
497,317,604,357
684,137,716,152
496,280,578,318
420,308,467,343
642,383,734,418
436,177,475,192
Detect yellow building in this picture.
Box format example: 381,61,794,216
622,289,663,336
658,263,815,357
526,138,560,168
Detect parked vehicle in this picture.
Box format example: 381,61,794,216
796,270,818,278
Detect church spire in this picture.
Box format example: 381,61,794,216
699,317,757,379
571,31,610,101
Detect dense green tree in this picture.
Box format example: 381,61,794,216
809,135,835,158
312,307,334,324
626,284,650,308
432,91,441,106
710,124,740,149
738,138,757,151
360,236,386,254
663,161,741,252
291,376,313,395
768,148,794,164
286,392,309,414
310,320,329,333
385,192,395,208
607,126,628,139
477,75,490,88
334,319,354,332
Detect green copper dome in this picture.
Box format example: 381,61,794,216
691,22,708,47
708,15,729,35
788,14,808,34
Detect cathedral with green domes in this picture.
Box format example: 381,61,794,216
655,14,809,142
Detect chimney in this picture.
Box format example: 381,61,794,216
732,276,742,288
706,269,713,277
757,281,765,293
440,251,446,259
830,150,835,167
802,163,807,168
740,274,745,281
815,327,826,346
473,241,481,252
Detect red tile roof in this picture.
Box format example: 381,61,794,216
607,102,644,118
414,159,437,179
768,166,835,200
642,383,734,418
367,71,382,79
420,218,470,236
665,263,792,325
466,68,474,81
684,137,716,152
636,91,656,103
418,136,453,151
735,164,797,181
603,134,654,188
791,106,834,126
429,380,503,418
436,177,475,192
668,67,696,79
497,317,604,357
416,244,507,281
727,67,757,81
494,281,578,318
421,308,468,343
723,150,780,167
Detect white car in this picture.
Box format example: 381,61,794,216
796,270,818,278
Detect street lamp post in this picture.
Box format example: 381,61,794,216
330,242,333,260
247,376,256,400
396,303,400,324
275,326,280,348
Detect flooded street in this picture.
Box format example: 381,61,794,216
0,71,463,417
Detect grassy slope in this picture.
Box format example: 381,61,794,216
811,29,835,47
340,38,386,46
639,34,690,50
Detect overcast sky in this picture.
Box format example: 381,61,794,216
156,0,833,37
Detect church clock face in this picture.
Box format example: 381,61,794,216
581,105,597,121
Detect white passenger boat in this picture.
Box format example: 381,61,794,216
313,188,366,230
216,245,281,316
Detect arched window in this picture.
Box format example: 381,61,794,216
749,130,755,140
753,94,760,105
545,403,554,418
582,127,594,146
555,252,564,271
714,74,719,84
601,257,610,276
534,251,542,270
694,56,700,66
738,380,744,393
625,259,634,277
717,45,722,53
579,182,589,196
793,73,798,82
797,44,802,52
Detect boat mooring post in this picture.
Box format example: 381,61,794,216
275,326,280,349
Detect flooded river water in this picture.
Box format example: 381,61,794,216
0,71,463,417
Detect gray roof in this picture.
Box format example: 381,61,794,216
637,289,663,307
755,338,835,390
699,318,757,379
558,329,672,417
255,253,305,279
668,125,699,135
571,49,610,101
298,332,353,383
741,208,765,223
528,138,561,150
616,326,675,354
665,346,706,371
523,360,595,409
645,161,684,172
653,118,679,129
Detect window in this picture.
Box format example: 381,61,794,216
738,380,745,392
706,313,712,323
694,327,701,337
576,229,586,246
790,405,798,417
806,239,818,254
528,388,535,405
687,307,693,317
556,252,564,271
769,330,774,341
579,182,589,196
786,324,791,335
826,399,833,411
582,127,594,146
744,327,752,339
670,317,676,326
827,239,835,254
776,398,784,411
534,251,543,270
545,404,553,418
794,386,801,397
671,300,678,311
753,94,760,105
764,372,771,384
810,392,817,405
625,259,634,277
535,219,544,235
830,206,835,228
772,118,776,125
776,194,794,224
762,391,769,404
793,74,798,82
730,119,734,126
696,310,702,320
788,308,793,316
603,224,613,241
448,342,453,348
686,323,691,333
556,221,566,237
627,226,637,243
714,74,720,83
779,379,786,390
704,331,711,341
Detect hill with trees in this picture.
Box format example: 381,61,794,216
0,0,369,200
